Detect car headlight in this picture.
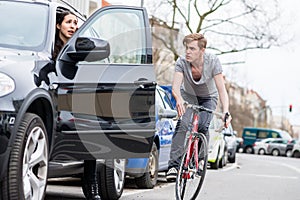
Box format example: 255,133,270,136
0,73,15,97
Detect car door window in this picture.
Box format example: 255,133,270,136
257,131,268,139
78,8,146,64
156,89,173,110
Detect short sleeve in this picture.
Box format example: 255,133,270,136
212,56,222,76
175,56,185,73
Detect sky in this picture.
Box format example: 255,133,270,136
104,0,300,126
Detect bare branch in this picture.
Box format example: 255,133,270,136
149,0,283,67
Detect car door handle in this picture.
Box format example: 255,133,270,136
134,78,156,89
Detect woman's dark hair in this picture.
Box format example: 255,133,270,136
52,10,76,60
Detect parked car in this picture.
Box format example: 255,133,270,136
266,139,290,156
223,125,237,163
0,1,156,199
291,140,300,158
253,138,276,155
242,127,292,153
286,139,297,157
125,86,178,189
208,115,228,169
236,137,244,153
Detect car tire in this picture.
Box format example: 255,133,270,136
99,159,126,200
219,149,227,168
135,142,159,189
1,113,48,200
245,146,254,154
293,151,300,158
272,149,280,156
228,153,236,163
286,150,292,157
258,148,265,155
210,149,219,170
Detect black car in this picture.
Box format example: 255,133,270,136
0,1,156,199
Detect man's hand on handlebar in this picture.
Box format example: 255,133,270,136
176,99,186,117
223,112,232,128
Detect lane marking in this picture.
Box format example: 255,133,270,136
236,173,298,180
281,163,300,174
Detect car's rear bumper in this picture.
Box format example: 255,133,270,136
125,158,148,177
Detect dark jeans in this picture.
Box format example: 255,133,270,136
168,91,217,170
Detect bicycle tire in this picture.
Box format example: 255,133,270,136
175,132,208,200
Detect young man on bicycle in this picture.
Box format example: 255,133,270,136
166,33,232,182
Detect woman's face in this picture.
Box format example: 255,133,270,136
57,14,78,44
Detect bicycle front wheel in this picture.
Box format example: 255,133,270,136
175,133,208,200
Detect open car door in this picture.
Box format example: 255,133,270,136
51,6,156,161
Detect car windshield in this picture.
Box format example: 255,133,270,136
0,1,48,50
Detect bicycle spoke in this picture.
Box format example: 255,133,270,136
175,133,208,200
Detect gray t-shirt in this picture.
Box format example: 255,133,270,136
175,52,223,98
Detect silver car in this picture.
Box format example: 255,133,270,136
253,138,276,155
266,138,289,156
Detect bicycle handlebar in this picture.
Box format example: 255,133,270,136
172,101,229,128
183,102,223,118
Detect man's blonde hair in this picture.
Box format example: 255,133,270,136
183,33,207,49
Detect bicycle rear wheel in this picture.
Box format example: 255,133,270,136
175,133,208,200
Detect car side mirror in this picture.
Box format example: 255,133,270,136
223,132,232,136
67,37,110,62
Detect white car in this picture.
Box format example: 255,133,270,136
208,115,228,169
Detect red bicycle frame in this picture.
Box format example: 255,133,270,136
183,113,200,179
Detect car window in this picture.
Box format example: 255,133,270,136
156,89,173,110
257,131,268,139
0,1,48,50
270,131,279,138
78,8,146,64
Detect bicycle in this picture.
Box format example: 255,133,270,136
175,102,226,200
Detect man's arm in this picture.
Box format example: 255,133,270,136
172,71,185,116
214,73,232,126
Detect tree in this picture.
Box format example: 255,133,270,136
146,0,283,64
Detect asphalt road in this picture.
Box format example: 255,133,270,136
46,153,300,200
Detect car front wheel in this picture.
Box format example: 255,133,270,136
286,150,292,157
135,142,159,189
1,113,48,200
258,148,265,155
245,146,254,154
272,149,280,156
99,159,126,200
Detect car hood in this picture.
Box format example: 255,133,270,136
0,47,40,64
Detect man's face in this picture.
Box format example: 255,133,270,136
185,40,203,63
